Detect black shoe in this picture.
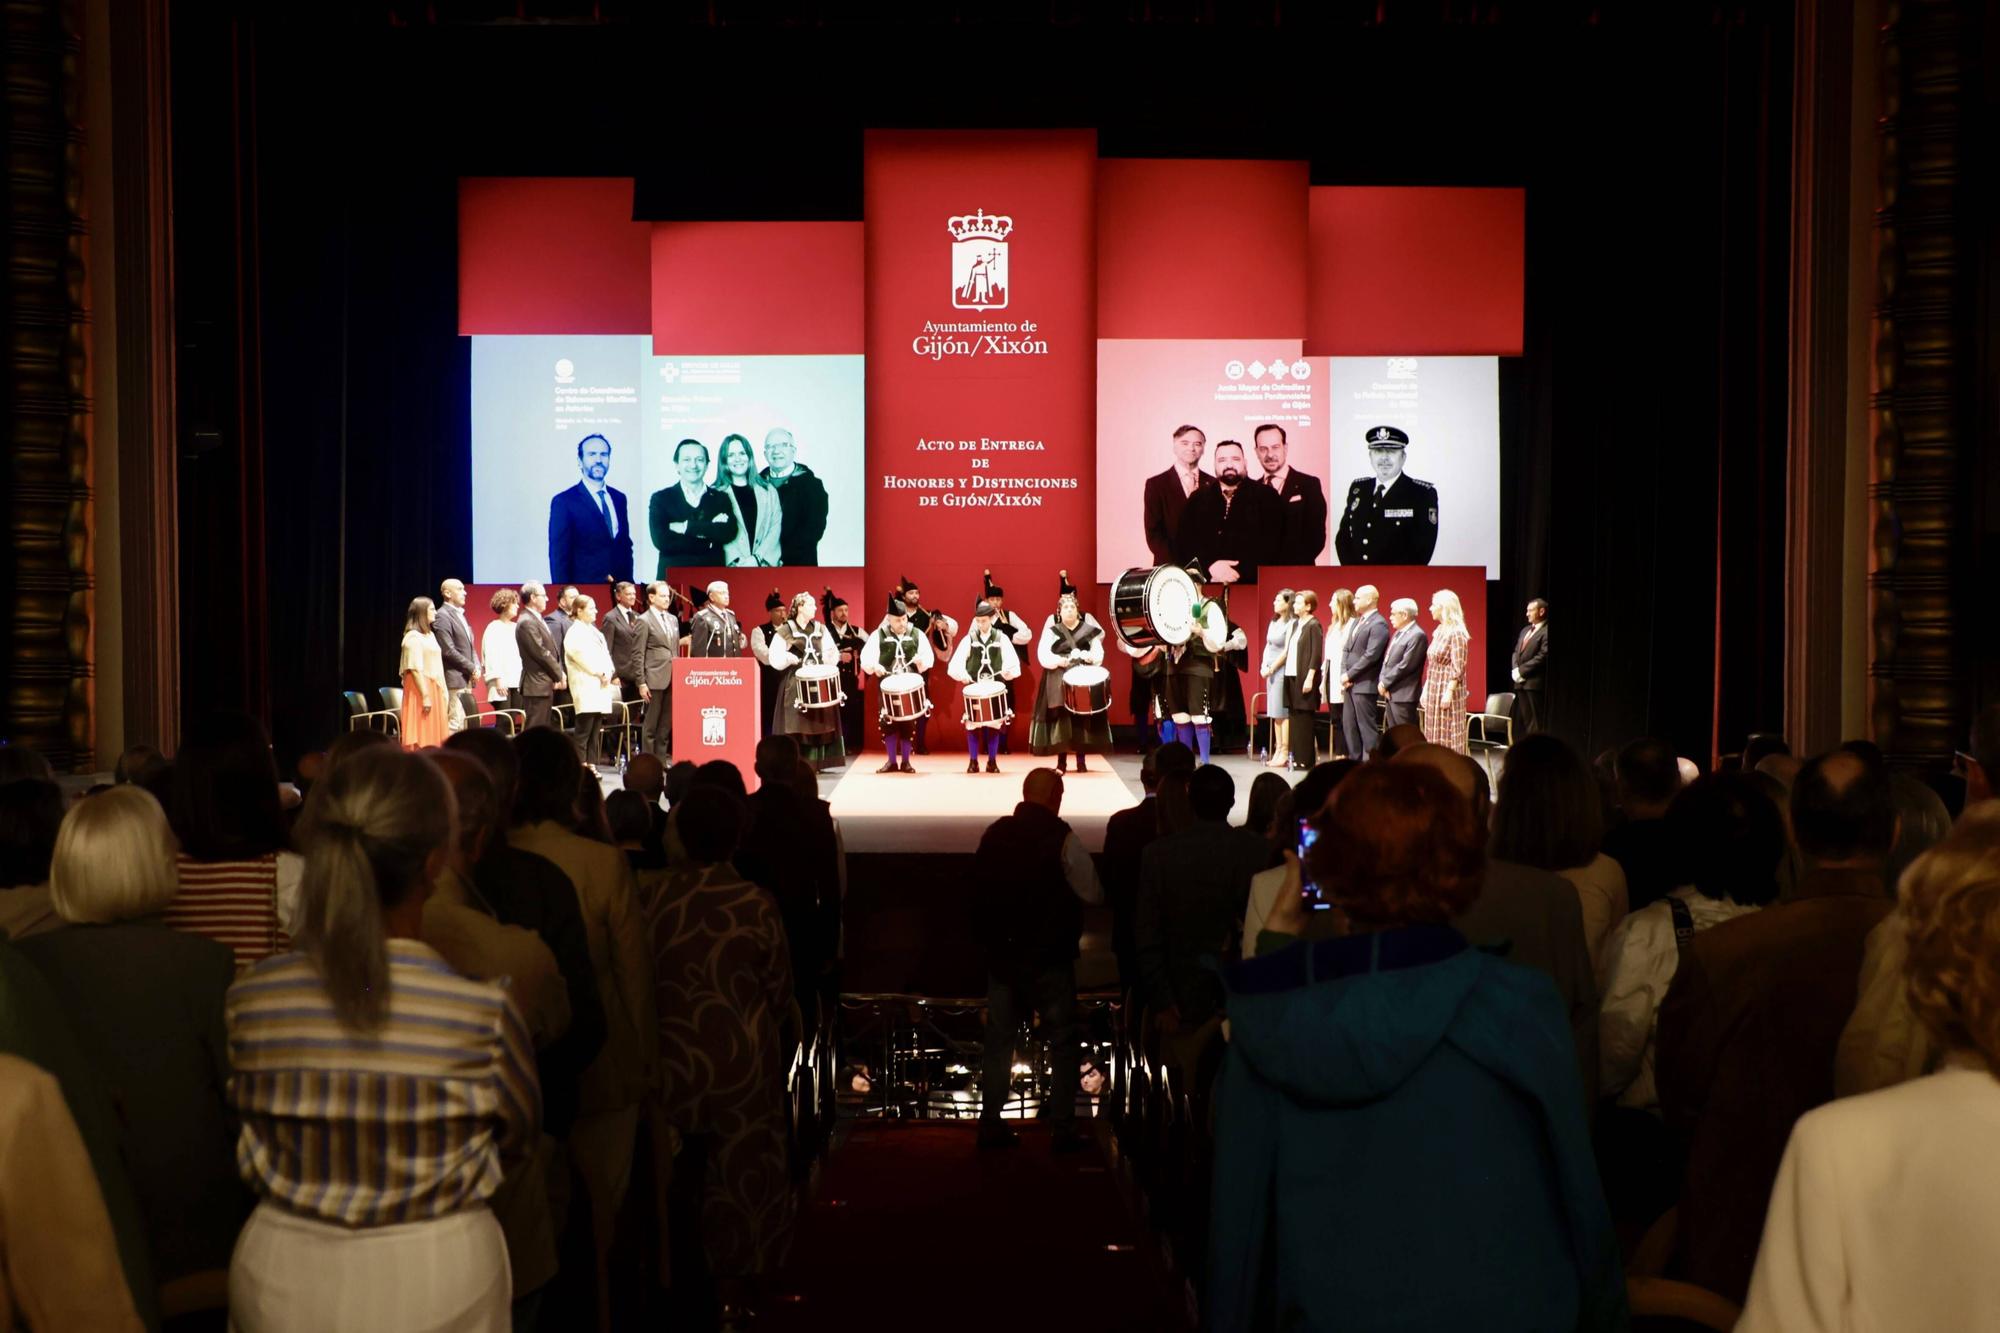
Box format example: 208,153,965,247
899,760,915,774
1056,757,1068,773
977,1121,1020,1150
1051,1124,1092,1154
967,759,980,773
986,758,1000,774
1075,755,1089,772
877,760,899,774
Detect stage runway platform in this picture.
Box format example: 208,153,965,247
820,750,1275,855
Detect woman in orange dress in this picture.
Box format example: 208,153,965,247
398,597,448,749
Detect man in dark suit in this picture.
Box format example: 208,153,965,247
1141,424,1212,566
1377,597,1432,730
1136,764,1272,1086
547,433,634,586
1284,592,1325,771
434,578,480,734
636,581,680,757
759,428,829,567
1333,425,1440,566
604,581,645,702
1512,598,1549,734
1253,423,1329,565
1338,585,1391,758
514,581,565,731
1174,439,1280,585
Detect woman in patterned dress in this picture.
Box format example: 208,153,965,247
641,784,797,1321
1420,588,1472,754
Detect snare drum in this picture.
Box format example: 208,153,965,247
962,680,1011,728
880,671,930,721
795,664,843,709
1061,664,1112,715
1111,565,1198,650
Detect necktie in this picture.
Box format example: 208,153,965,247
595,488,614,536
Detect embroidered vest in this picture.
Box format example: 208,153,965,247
876,628,923,673
964,633,1005,681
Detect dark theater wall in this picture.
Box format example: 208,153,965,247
162,9,1793,770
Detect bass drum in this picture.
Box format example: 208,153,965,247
1061,664,1112,715
1111,565,1198,649
879,671,930,721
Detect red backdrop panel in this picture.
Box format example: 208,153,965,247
1306,187,1525,356
1257,566,1489,709
458,178,653,335
650,222,865,355
864,130,1098,754
1097,158,1309,339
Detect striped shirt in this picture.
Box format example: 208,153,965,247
168,853,293,970
225,939,540,1228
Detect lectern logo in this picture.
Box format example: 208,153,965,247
948,209,1013,310
701,706,727,748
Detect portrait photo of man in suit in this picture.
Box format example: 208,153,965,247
1334,425,1441,566
1253,422,1329,565
1142,424,1213,567
547,433,635,586
1174,439,1279,585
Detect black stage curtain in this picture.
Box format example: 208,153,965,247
164,11,1793,771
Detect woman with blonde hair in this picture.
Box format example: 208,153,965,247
17,785,253,1285
1420,588,1472,754
564,593,616,767
1260,588,1295,766
398,597,448,750
224,747,538,1332
713,432,784,567
1323,588,1358,756
1740,808,2000,1330
481,587,523,707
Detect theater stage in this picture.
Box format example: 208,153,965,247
819,750,1272,855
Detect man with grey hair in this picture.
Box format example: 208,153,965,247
688,579,745,658
760,428,829,567
1377,597,1430,730
637,581,680,757
434,578,480,733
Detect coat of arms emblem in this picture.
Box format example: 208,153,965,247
948,209,1012,310
701,705,727,747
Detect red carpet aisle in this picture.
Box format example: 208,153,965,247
762,1122,1192,1333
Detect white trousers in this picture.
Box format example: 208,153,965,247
229,1202,510,1333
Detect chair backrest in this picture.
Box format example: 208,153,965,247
379,685,404,710
1485,691,1516,716
343,690,370,717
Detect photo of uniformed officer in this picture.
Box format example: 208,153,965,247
1333,425,1439,566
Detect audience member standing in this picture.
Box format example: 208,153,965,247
971,768,1104,1150
166,711,301,970
508,729,655,1295
225,747,538,1331
0,774,63,941
398,596,449,750
644,785,798,1321
1420,589,1472,753
1100,742,1196,990
1738,811,2000,1331
1601,736,1685,912
1210,762,1625,1333
1489,734,1630,970
1656,750,1899,1303
17,786,252,1286
1137,766,1271,1088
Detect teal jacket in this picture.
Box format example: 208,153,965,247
1210,925,1626,1333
